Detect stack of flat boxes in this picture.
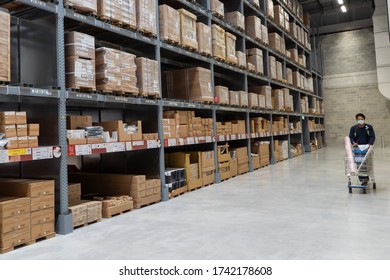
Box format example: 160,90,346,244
210,0,224,18
178,9,198,50
0,11,10,83
97,0,136,28
273,116,288,133
0,197,30,253
101,196,133,218
248,86,272,110
245,16,262,42
225,11,245,31
225,32,238,65
163,111,213,138
215,86,229,105
300,96,309,113
239,91,249,107
274,5,285,29
272,89,284,111
65,0,97,14
212,24,226,60
236,51,246,68
159,5,180,44
65,31,96,91
246,48,263,75
250,117,270,134
0,111,39,149
251,142,270,167
229,91,240,106
135,57,160,97
197,22,212,56
217,144,231,180
231,120,246,135
236,147,249,174
162,117,177,139
136,0,157,36
0,179,56,242
216,122,232,135
266,0,274,19
283,89,294,112
200,151,215,186
248,92,259,108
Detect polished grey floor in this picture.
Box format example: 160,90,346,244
1,147,390,260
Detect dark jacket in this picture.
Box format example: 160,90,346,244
349,124,375,145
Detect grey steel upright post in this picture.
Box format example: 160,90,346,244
56,0,73,234
155,0,167,201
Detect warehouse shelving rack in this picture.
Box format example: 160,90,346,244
0,0,324,235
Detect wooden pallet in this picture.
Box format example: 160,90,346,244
169,185,187,199
31,233,56,243
188,185,202,192
163,38,179,46
100,90,138,97
0,238,36,254
213,56,227,63
64,5,97,17
138,28,157,38
199,51,212,58
74,219,102,229
202,182,214,187
212,12,224,20
0,80,10,86
134,200,160,209
98,15,123,27
238,170,249,175
180,43,198,53
103,209,133,219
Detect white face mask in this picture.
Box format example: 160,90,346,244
357,120,365,125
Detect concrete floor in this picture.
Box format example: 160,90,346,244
1,146,390,260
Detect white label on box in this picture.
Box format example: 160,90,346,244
251,133,256,138
32,147,53,160
133,141,145,147
107,142,125,153
231,134,237,140
75,145,92,156
126,142,132,151
147,140,158,149
0,150,9,163
91,143,107,150
219,135,225,142
198,136,205,142
167,139,177,147
206,136,212,143
178,138,184,146
187,137,195,145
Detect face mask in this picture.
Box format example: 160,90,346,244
357,120,365,125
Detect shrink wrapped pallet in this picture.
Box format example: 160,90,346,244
212,24,226,60
159,5,180,43
178,9,198,50
0,11,10,82
196,22,212,56
65,0,97,14
225,32,237,64
136,0,157,36
135,57,160,97
246,48,263,74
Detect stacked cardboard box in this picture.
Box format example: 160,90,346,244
284,11,290,33
274,5,285,29
229,91,240,106
101,196,133,218
178,9,198,50
217,144,231,180
65,0,97,14
225,11,245,31
276,61,283,81
249,86,272,109
253,142,270,167
298,54,306,67
248,93,259,108
68,183,81,206
166,152,202,191
239,91,248,107
210,0,224,18
250,117,270,134
300,96,309,113
215,86,229,105
245,16,262,41
95,47,138,94
65,31,96,90
292,71,301,88
95,120,142,141
266,0,274,19
136,0,157,36
163,67,213,103
69,173,161,208
269,56,277,79
282,88,294,111
69,200,102,226
162,117,177,139
231,120,246,135
286,68,293,85
197,22,212,56
0,179,55,242
0,197,31,253
236,147,249,174
0,111,39,149
273,116,288,133
163,111,213,138
236,51,246,68
261,24,269,44
159,5,180,44
212,24,226,60
288,48,298,63
272,89,284,111
225,32,238,64
200,151,215,186
135,57,160,97
269,33,282,53
0,11,10,83
97,0,136,28
216,122,232,135
246,48,263,74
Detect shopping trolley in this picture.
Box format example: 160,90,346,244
345,145,376,194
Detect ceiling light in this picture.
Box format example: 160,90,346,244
338,0,344,4
341,5,347,12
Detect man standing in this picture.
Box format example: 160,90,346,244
349,113,375,185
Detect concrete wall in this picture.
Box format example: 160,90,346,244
319,28,390,147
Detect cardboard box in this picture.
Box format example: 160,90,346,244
247,48,263,74
64,0,97,14
136,0,157,35
16,124,27,137
196,22,212,56
68,183,81,206
69,203,87,227
236,51,246,68
178,9,198,50
178,125,189,138
229,159,237,177
210,0,224,18
252,155,260,169
200,151,215,171
97,0,136,28
0,112,15,125
65,31,95,60
225,11,245,30
293,71,301,88
30,195,54,212
269,33,281,52
15,112,26,125
215,86,229,105
4,137,18,149
266,0,274,18
245,16,261,41
276,61,283,81
269,56,277,79
94,120,139,142
18,136,29,148
261,24,269,44
258,94,266,109
159,5,180,43
0,228,31,251
229,91,240,106
31,223,54,240
239,91,248,107
248,86,272,109
0,212,30,234
65,56,96,90
225,32,237,64
289,48,298,63
0,197,30,219
274,5,285,28
135,57,160,97
212,24,226,60
0,11,10,82
287,68,293,85
67,115,93,130
27,124,39,136
28,136,39,148
249,93,259,108
31,207,55,225
0,125,16,138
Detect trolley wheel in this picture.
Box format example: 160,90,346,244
373,183,377,189
363,189,367,194
349,188,352,193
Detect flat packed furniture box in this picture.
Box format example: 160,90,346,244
0,11,10,82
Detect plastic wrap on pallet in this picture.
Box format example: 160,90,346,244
225,32,237,64
236,51,246,68
225,11,245,30
245,16,261,41
229,91,240,106
135,57,160,97
65,0,97,14
66,57,96,89
215,86,229,105
196,22,212,55
345,136,356,175
266,0,274,19
0,11,10,82
98,0,136,28
178,9,198,50
247,48,263,74
210,0,224,18
212,24,226,60
159,5,180,43
239,91,248,107
136,0,157,36
65,31,95,60
249,93,258,108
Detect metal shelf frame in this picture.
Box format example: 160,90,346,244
0,0,324,235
